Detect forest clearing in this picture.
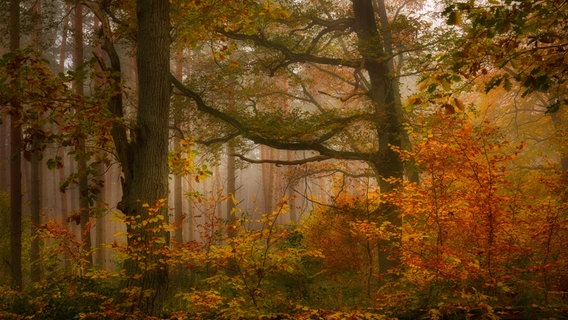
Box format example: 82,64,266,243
0,0,567,319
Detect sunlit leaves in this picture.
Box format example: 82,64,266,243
391,113,543,305
168,138,212,181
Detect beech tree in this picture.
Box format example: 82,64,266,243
73,0,171,314
122,0,171,314
169,0,437,280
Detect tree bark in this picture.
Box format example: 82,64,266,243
119,0,172,315
173,48,184,244
29,0,43,284
95,163,106,268
30,135,42,282
74,2,93,268
352,0,404,281
9,0,23,291
226,143,237,238
261,146,274,214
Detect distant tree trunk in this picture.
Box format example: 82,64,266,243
57,4,70,247
58,3,70,73
29,0,43,284
173,48,184,244
183,50,196,242
9,0,23,290
95,163,106,267
187,181,195,241
91,17,107,269
226,143,237,238
261,146,274,213
29,137,42,282
74,2,93,268
286,151,297,223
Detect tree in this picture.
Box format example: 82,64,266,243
78,0,171,314
73,2,93,268
441,0,568,195
169,0,434,280
9,0,22,291
123,0,171,315
29,0,43,283
442,0,567,114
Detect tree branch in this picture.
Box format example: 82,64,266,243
233,154,331,166
171,73,376,162
195,131,241,146
220,30,361,71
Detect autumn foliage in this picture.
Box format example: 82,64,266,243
1,0,568,319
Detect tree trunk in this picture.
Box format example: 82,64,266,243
119,0,171,315
9,0,23,291
29,0,43,283
173,48,184,244
30,135,42,282
352,0,404,281
95,163,106,268
286,151,297,223
261,146,274,214
226,143,237,238
74,2,93,268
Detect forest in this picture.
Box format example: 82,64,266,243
0,0,566,319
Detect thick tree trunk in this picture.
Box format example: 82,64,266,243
9,0,23,291
119,0,171,315
352,0,404,281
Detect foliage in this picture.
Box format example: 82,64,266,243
168,138,212,181
1,0,568,319
170,198,325,318
391,112,567,313
442,0,568,113
0,48,114,205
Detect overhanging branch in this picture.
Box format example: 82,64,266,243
233,154,331,166
220,30,360,71
170,73,376,162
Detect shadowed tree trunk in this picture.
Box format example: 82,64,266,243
352,0,404,281
116,0,171,315
29,0,43,283
173,48,184,244
9,0,23,291
87,0,171,314
94,163,106,267
74,2,93,268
